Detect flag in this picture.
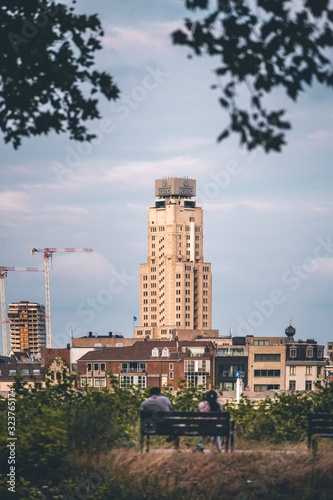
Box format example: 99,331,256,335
133,316,137,321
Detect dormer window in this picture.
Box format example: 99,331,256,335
152,348,159,356
290,348,297,358
162,347,170,357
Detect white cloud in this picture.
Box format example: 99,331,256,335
308,130,333,141
0,191,32,213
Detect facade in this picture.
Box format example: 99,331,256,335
215,336,249,390
246,336,287,392
325,341,333,384
0,363,44,397
135,177,218,341
8,301,46,357
285,339,326,391
77,340,216,391
41,347,71,384
72,332,136,348
215,332,325,393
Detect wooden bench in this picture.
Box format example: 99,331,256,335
140,410,234,452
308,412,333,450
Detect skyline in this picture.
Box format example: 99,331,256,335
1,0,332,352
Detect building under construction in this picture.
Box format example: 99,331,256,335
8,301,46,357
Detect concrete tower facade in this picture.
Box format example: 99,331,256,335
8,301,46,357
135,178,218,341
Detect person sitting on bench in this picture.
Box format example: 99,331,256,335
141,386,179,448
198,390,222,452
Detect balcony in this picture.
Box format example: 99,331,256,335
120,368,146,373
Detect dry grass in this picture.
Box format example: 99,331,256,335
99,443,333,500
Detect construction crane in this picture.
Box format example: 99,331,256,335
0,267,44,356
30,248,93,348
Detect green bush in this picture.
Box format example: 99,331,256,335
0,376,332,499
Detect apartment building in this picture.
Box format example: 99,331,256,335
285,339,326,391
325,341,333,384
215,336,249,390
77,340,216,391
0,363,44,396
246,336,287,392
8,301,46,357
135,177,218,341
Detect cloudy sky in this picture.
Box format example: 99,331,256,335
1,0,332,352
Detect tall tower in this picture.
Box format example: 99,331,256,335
135,177,218,340
8,301,46,357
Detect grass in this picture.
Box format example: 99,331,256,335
59,442,333,500
3,441,332,499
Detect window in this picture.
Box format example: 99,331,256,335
100,363,106,372
254,370,280,377
94,363,99,371
289,366,296,375
254,384,280,392
9,370,16,376
289,380,296,391
186,373,207,388
21,369,29,375
306,366,312,375
120,375,146,388
306,348,313,358
86,363,92,372
254,354,281,362
317,348,323,358
33,369,41,375
219,364,245,377
169,372,174,380
253,340,269,346
169,363,174,370
162,347,170,357
290,348,297,358
152,348,159,356
305,380,312,391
